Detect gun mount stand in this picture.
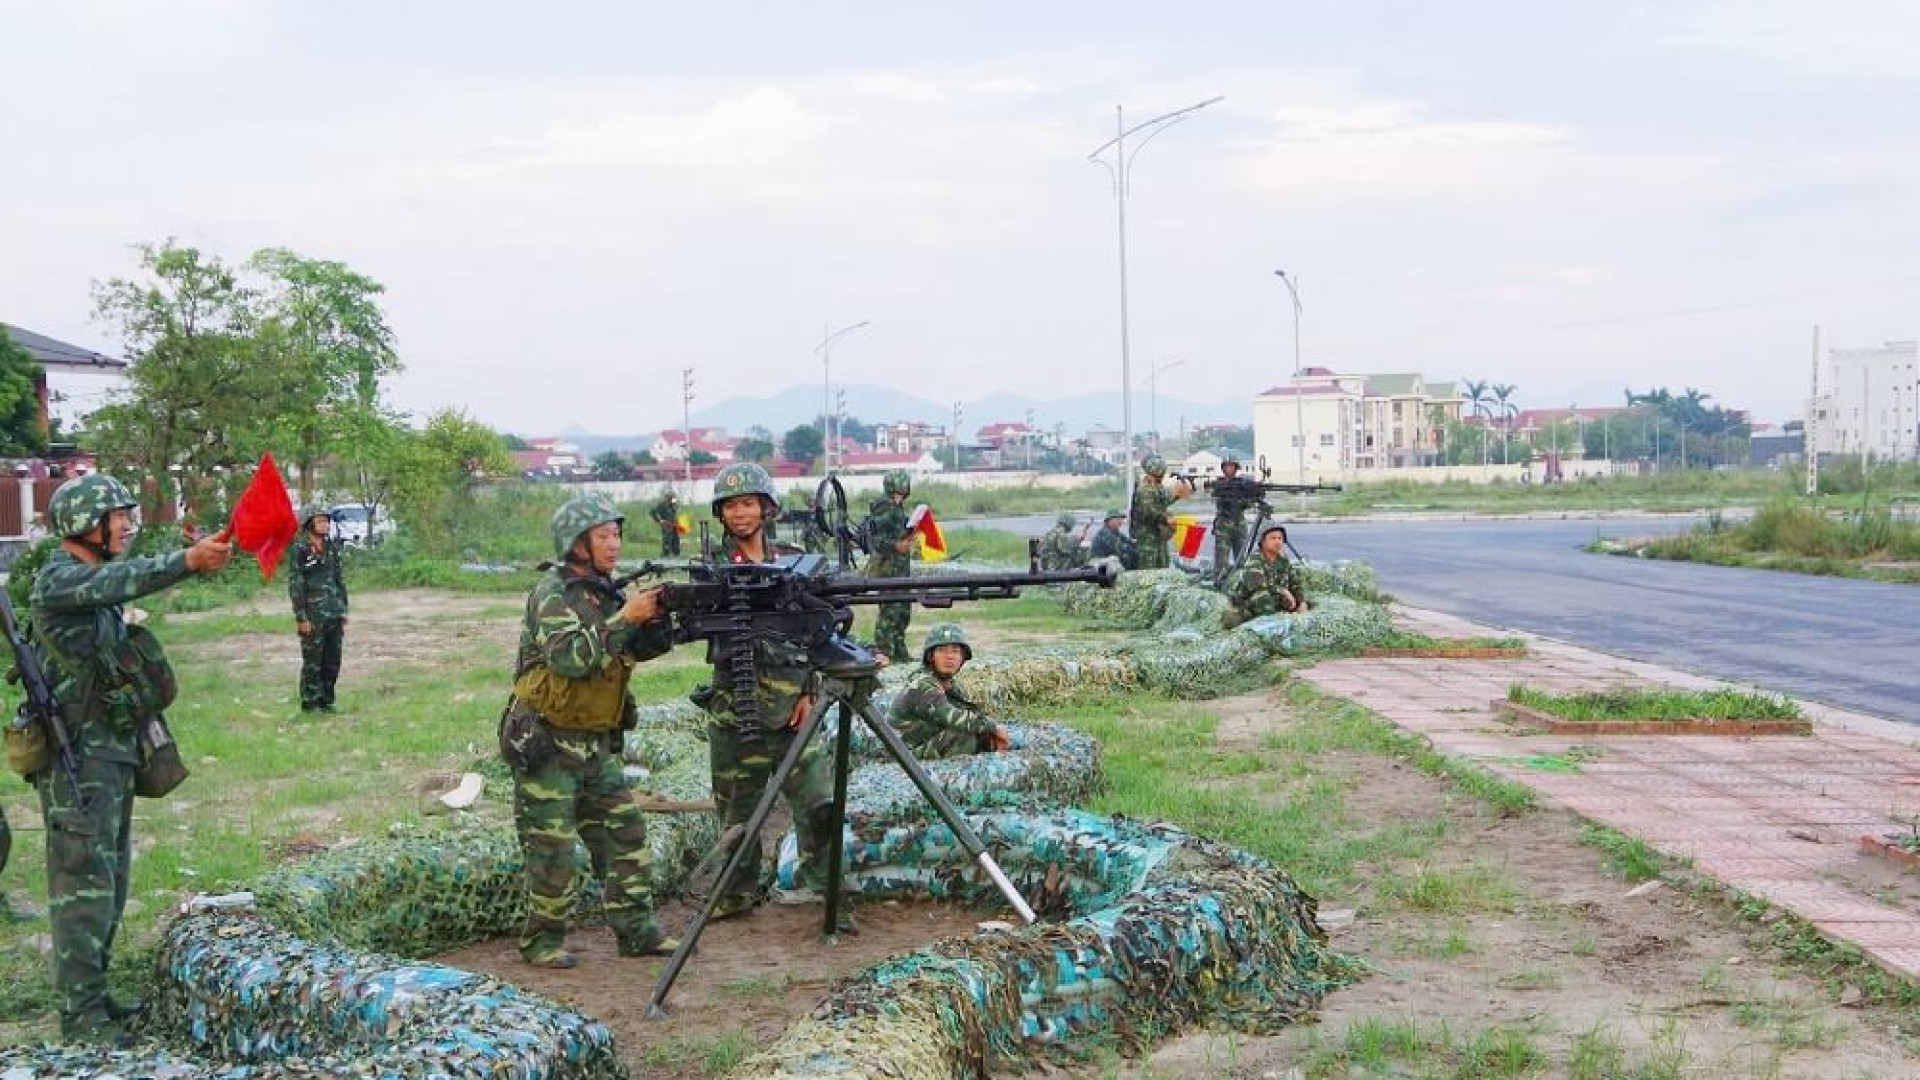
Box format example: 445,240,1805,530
645,639,1036,1020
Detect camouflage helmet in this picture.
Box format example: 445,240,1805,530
297,504,330,530
1103,507,1127,522
1056,512,1076,529
1140,454,1167,477
711,462,780,516
921,623,972,665
48,474,139,539
662,489,678,503
551,493,624,560
1221,457,1242,471
883,469,912,497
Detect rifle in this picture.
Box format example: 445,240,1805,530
0,590,87,813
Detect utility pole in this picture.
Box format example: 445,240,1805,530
815,321,871,475
1024,408,1036,469
951,402,964,472
680,367,695,488
1807,324,1821,496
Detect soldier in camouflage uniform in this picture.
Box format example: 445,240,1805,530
1129,455,1194,571
862,470,916,662
1222,524,1311,628
1089,509,1137,570
1209,458,1256,588
30,474,232,1043
887,625,1010,760
1038,514,1086,572
700,463,838,919
500,494,680,968
649,490,682,557
287,505,348,712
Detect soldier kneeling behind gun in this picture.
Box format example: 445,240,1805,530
1222,524,1311,629
887,624,1011,760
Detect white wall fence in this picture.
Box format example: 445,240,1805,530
1334,458,1629,486
558,469,1099,505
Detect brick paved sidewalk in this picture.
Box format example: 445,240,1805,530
1298,604,1920,983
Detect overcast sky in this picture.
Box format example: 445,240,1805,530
5,0,1918,434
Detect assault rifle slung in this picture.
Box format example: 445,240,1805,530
0,590,87,816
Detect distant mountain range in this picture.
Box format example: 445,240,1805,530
553,382,1249,456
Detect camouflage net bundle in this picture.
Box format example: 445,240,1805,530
740,822,1347,1080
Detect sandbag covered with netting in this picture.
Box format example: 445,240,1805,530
740,821,1350,1079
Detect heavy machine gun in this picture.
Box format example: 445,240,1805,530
644,476,1114,1017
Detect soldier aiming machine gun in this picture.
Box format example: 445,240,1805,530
645,476,1115,1017
1173,457,1342,574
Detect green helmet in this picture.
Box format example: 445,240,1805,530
297,504,330,530
711,462,779,516
551,494,623,560
883,470,912,497
921,623,972,665
1056,513,1076,529
48,474,139,539
1141,454,1167,477
1103,508,1126,521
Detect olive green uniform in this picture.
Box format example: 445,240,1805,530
1210,483,1257,587
287,532,348,710
1129,479,1175,570
650,496,682,556
887,667,996,759
1038,524,1085,572
862,498,913,660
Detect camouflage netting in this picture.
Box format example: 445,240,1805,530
2,558,1376,1079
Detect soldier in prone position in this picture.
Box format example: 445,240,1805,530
31,475,232,1043
887,624,1011,760
499,494,680,969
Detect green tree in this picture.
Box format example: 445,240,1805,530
247,248,401,499
591,450,632,479
633,449,658,466
0,331,46,455
499,432,532,450
734,437,775,463
781,424,824,467
382,409,513,554
89,240,264,522
688,449,718,466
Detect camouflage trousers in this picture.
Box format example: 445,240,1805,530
511,727,655,961
707,717,835,902
659,527,681,557
873,602,911,665
1134,531,1171,570
299,619,344,709
1211,522,1246,586
908,727,983,761
37,753,136,1035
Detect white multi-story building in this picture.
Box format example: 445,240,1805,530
1252,368,1468,479
1814,341,1920,462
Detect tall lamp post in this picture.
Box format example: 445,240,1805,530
1089,95,1224,510
680,367,695,488
816,321,870,474
1274,270,1306,503
1145,359,1186,451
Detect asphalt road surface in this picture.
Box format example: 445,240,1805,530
964,512,1920,724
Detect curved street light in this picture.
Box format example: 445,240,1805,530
1089,95,1224,510
815,321,870,473
1144,359,1186,451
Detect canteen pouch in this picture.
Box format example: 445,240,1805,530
4,714,50,779
133,713,188,798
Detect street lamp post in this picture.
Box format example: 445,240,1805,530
816,321,871,474
1145,359,1186,451
681,367,695,488
1274,270,1306,506
1089,95,1224,511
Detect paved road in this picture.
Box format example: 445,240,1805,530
963,512,1920,724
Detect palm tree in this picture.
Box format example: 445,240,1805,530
1463,379,1492,465
1491,383,1518,464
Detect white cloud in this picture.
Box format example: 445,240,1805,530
1654,0,1920,77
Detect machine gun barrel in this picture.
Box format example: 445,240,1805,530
812,562,1115,607
1187,473,1343,496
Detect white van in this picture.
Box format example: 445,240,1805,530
328,503,394,547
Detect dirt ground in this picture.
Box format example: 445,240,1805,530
442,898,988,1079
1106,689,1919,1080
168,589,524,675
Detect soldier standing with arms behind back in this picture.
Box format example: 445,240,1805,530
288,505,348,713
30,474,232,1043
499,495,680,969
1128,455,1191,570
1209,458,1255,587
650,489,682,557
863,470,916,662
699,464,841,920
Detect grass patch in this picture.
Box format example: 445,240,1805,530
1376,865,1519,916
1368,628,1528,652
1507,683,1801,722
1305,1017,1548,1079
1578,824,1672,883
1318,464,1920,518
1622,496,1920,583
